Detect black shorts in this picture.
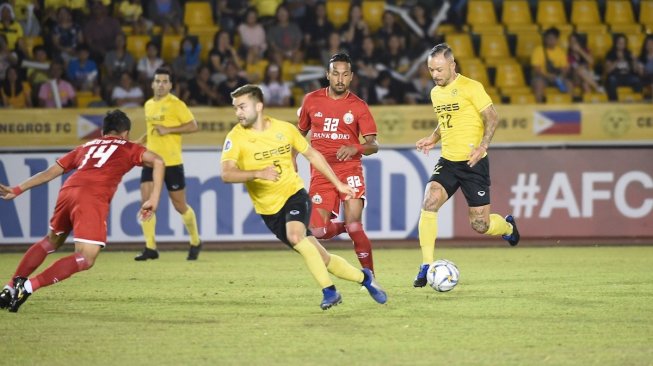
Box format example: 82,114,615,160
429,156,491,207
141,164,186,192
260,189,313,247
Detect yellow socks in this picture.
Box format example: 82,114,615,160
182,206,201,246
141,213,157,250
418,210,438,264
294,238,333,288
326,254,365,283
485,214,513,236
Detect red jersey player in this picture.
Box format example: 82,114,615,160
298,53,379,273
0,110,164,313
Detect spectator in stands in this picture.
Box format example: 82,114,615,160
380,34,411,75
0,3,24,51
0,34,15,83
2,65,32,108
237,7,267,58
51,6,84,65
12,0,40,37
172,36,201,83
406,64,434,104
340,4,368,58
244,45,268,84
267,4,302,60
301,1,333,62
103,33,135,99
118,0,151,35
25,45,50,90
321,31,348,68
259,62,291,106
83,1,122,65
147,0,184,34
604,33,642,102
407,3,435,56
214,0,248,33
375,10,402,51
137,41,164,86
281,48,306,84
111,70,143,108
367,69,405,105
66,43,99,93
635,35,653,100
530,27,572,103
250,0,282,24
185,64,219,106
38,61,76,108
355,36,381,91
567,33,603,95
208,30,242,82
217,60,248,105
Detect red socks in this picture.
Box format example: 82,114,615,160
313,221,346,239
9,236,56,286
345,222,374,273
30,253,90,292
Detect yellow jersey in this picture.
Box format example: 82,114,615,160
531,45,568,70
144,93,194,166
430,74,492,162
221,116,309,215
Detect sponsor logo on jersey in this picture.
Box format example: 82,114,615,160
314,112,323,117
434,103,460,113
224,139,232,151
312,132,351,140
253,143,292,160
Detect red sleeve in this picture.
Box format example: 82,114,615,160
297,94,311,132
357,102,377,136
55,146,83,172
130,143,147,167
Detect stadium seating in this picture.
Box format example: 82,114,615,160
479,34,512,66
467,0,497,27
501,0,539,33
445,33,476,59
617,86,643,102
184,2,219,35
641,0,653,30
625,32,645,56
582,92,609,103
586,32,613,62
510,92,536,104
161,34,183,63
605,1,635,27
21,36,43,58
514,32,542,64
458,59,491,87
575,23,609,34
536,0,573,33
495,61,529,96
326,1,350,28
571,0,601,27
126,35,150,61
76,91,103,108
362,1,384,32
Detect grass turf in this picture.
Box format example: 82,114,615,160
1,247,652,366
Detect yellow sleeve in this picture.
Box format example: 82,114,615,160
220,132,240,163
175,100,195,124
531,46,545,68
469,80,493,112
289,124,309,154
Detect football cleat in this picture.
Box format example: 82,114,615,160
134,248,159,261
502,215,520,246
413,264,430,287
8,277,31,313
361,268,387,304
187,242,202,261
0,285,15,309
320,287,342,310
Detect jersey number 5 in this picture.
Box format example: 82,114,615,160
79,144,119,168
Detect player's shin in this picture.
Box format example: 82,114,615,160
30,252,91,292
10,236,57,284
326,254,365,283
484,213,512,236
345,222,374,273
418,210,438,264
294,238,333,288
141,213,157,249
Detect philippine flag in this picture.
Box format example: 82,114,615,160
533,110,581,135
77,114,103,140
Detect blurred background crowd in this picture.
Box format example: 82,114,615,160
0,0,651,109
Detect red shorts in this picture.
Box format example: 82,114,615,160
308,162,366,221
50,186,110,246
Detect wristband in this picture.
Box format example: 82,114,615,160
356,145,364,155
11,186,23,196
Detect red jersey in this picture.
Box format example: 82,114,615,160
57,136,147,200
298,88,377,164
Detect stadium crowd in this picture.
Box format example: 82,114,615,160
0,0,651,109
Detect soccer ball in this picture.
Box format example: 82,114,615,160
426,259,459,292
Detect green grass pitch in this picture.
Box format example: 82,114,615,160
1,246,652,366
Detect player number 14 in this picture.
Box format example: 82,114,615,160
79,144,119,168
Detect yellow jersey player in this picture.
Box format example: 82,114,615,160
413,43,520,287
135,67,202,261
221,84,387,310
